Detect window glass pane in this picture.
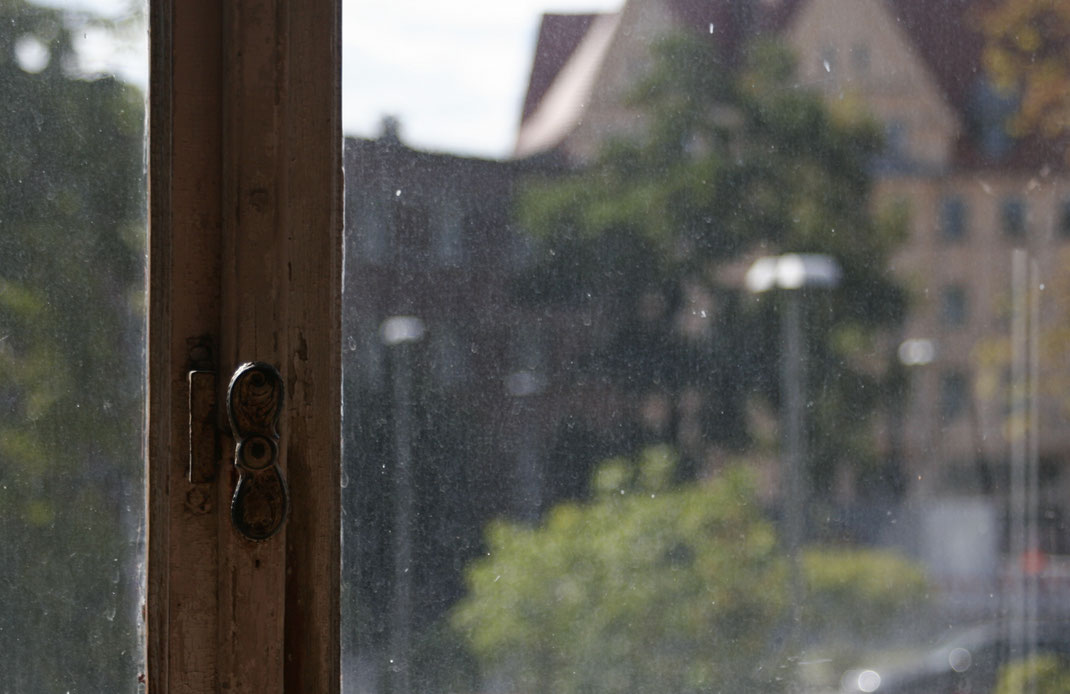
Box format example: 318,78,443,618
939,195,967,242
940,285,968,328
1,0,146,690
343,2,1070,692
1002,196,1027,238
1058,198,1070,239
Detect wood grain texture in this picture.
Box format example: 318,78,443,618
219,0,288,690
188,371,218,484
150,0,339,689
281,0,342,689
219,0,341,692
150,0,226,691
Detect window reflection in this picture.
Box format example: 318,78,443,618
939,195,967,243
343,1,1070,692
1002,196,1027,239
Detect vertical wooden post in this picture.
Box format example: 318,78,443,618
149,0,226,691
218,0,288,689
149,0,340,690
280,0,343,688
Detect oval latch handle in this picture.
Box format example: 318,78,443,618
227,362,288,540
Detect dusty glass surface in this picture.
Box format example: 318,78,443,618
342,1,1070,692
0,0,146,689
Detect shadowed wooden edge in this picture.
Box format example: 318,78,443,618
146,0,172,689
280,0,342,689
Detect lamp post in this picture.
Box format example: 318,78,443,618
506,369,546,522
892,338,935,497
381,315,425,694
745,253,841,627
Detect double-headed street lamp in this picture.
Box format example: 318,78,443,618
745,253,841,624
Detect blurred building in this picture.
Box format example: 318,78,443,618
515,0,1070,607
342,129,647,674
344,0,1070,630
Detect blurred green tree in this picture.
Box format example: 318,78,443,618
0,0,145,689
452,447,928,694
980,0,1070,141
514,33,907,503
996,654,1070,694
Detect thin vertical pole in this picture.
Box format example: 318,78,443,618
1008,249,1027,662
782,290,806,628
390,343,415,694
515,396,542,521
1026,258,1040,664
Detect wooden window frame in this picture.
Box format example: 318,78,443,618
146,0,341,691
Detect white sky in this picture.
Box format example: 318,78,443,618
42,0,624,160
343,1,623,158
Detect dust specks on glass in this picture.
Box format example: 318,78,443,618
1,0,147,689
342,1,1070,692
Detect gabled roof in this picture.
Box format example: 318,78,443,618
515,11,622,159
521,13,601,124
885,0,984,121
518,0,808,135
516,0,1060,169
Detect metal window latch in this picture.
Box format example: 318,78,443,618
227,362,288,541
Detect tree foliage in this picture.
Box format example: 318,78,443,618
452,447,928,694
995,654,1070,694
515,33,907,498
981,0,1070,141
0,0,145,688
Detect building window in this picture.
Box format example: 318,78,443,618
1058,198,1070,239
354,317,385,390
394,202,431,267
508,322,546,374
353,200,389,264
884,120,908,160
508,225,536,270
939,196,966,241
940,371,969,421
940,285,968,328
506,320,547,397
1001,197,1026,238
430,324,468,387
435,195,465,267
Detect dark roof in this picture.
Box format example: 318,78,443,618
886,0,1065,170
517,2,804,125
517,1,807,128
521,13,601,124
518,0,1061,170
885,0,985,120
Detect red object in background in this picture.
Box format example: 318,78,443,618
1022,549,1049,575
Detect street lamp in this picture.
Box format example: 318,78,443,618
506,369,546,521
746,253,841,625
898,338,935,367
380,315,425,694
889,338,935,497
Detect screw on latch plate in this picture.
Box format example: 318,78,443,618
227,362,287,541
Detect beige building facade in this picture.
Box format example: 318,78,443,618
517,0,1070,554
